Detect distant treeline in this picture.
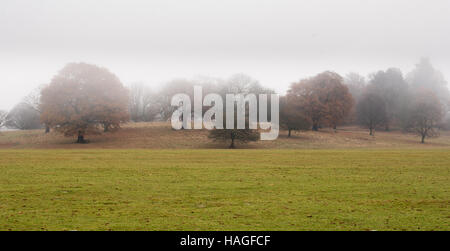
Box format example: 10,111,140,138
280,58,450,143
1,58,449,144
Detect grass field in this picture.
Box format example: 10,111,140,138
0,149,448,231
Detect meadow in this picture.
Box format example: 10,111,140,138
0,149,449,231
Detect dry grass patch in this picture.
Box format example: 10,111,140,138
0,122,449,149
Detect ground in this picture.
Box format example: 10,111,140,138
0,123,449,231
1,122,450,149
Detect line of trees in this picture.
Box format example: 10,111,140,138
279,58,449,143
1,58,449,145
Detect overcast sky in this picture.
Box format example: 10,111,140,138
1,0,449,110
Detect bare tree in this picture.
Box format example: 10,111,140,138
129,83,144,122
6,102,42,130
129,83,157,122
23,85,50,133
404,91,443,143
0,110,8,128
156,79,195,121
221,73,264,95
356,92,387,136
344,72,366,102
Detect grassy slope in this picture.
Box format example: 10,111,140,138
0,149,448,231
1,122,450,149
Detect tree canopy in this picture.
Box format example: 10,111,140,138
404,90,443,143
40,63,129,143
356,92,387,136
288,71,353,131
367,68,409,130
279,95,311,137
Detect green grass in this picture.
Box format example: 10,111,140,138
0,149,449,231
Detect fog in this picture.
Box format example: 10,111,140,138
1,0,449,110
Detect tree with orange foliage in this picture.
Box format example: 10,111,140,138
40,63,129,143
288,71,353,131
327,83,354,130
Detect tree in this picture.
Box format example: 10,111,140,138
441,112,450,130
356,92,387,136
23,85,50,133
367,68,409,130
40,63,129,143
209,128,259,149
218,74,275,121
327,83,354,130
289,71,353,131
208,116,259,149
5,102,42,130
221,73,271,95
404,91,443,143
156,79,195,121
407,58,450,111
208,93,260,148
344,73,367,124
344,72,366,102
129,82,158,122
0,110,8,128
154,74,273,124
279,96,311,137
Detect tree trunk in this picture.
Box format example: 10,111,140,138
103,123,110,132
77,131,86,144
369,127,373,136
229,138,235,149
45,125,50,134
229,132,235,149
288,129,292,137
312,123,319,131
421,134,426,144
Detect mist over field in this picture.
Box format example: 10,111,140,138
1,0,450,110
1,0,449,233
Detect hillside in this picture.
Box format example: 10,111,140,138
0,122,449,149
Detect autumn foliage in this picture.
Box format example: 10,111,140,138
40,63,129,143
286,71,353,131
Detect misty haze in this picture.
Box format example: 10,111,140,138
1,0,450,110
0,0,449,233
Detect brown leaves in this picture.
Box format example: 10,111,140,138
40,63,130,139
286,71,354,130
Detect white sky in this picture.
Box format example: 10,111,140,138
1,0,449,110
